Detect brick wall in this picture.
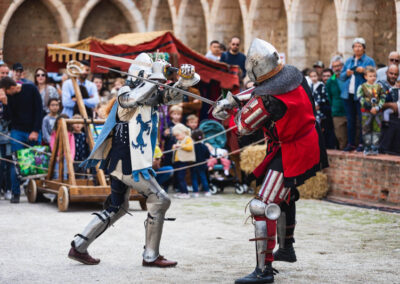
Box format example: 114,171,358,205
325,150,400,205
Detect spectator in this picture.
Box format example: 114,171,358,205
340,37,376,151
61,60,99,117
313,61,325,81
205,40,221,61
92,75,103,93
110,78,125,97
153,145,173,191
172,123,195,199
220,36,246,79
12,63,33,84
356,66,385,155
326,55,347,149
190,129,211,197
34,67,59,114
186,114,199,131
71,114,90,176
322,68,333,84
206,142,231,176
378,64,399,124
0,77,43,203
219,43,227,53
0,84,11,200
376,51,400,82
162,105,182,166
310,69,336,149
0,63,10,79
56,72,68,97
42,98,60,145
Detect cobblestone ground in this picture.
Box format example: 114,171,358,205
0,190,399,284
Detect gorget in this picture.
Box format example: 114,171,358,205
254,65,303,96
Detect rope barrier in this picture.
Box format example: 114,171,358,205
0,132,51,156
162,125,237,154
156,137,266,174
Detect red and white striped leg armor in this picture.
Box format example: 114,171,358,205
249,170,290,269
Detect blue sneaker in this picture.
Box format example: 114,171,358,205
356,144,364,152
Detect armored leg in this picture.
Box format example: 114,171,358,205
274,189,297,263
71,178,130,253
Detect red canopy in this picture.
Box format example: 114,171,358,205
46,31,239,89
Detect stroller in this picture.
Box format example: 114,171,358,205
199,120,246,195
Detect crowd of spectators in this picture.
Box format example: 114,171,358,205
1,35,400,203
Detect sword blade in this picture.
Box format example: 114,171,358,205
98,65,216,106
47,44,151,67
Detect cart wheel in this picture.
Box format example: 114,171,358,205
25,179,37,203
235,184,246,195
209,184,218,195
57,186,69,212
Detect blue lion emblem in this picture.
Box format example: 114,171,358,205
131,114,152,154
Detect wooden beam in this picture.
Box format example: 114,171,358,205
60,118,77,185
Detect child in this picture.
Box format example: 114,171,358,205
50,114,75,180
309,69,326,124
190,129,211,197
186,114,199,131
42,98,60,145
71,114,90,176
356,66,386,155
172,123,195,199
162,105,183,166
110,78,125,96
206,142,231,176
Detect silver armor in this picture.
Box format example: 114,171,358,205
212,88,255,121
276,212,286,249
245,38,282,82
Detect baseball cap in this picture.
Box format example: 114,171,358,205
313,61,324,68
12,62,23,71
352,37,366,47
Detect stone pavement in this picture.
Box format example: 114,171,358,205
0,191,399,284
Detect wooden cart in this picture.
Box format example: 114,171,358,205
25,61,146,211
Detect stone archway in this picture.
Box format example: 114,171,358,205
79,0,133,40
288,0,338,69
340,0,396,65
175,0,207,54
209,0,244,52
2,0,67,72
148,0,173,31
248,0,287,56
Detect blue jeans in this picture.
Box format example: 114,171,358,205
10,130,41,195
155,166,173,187
190,166,209,193
173,162,188,194
342,96,362,146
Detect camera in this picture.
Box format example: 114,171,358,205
371,97,377,105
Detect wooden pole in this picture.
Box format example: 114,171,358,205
70,77,106,186
60,118,76,186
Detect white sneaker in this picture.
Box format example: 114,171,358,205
192,193,199,198
204,192,212,197
177,193,190,199
5,191,12,200
224,170,230,176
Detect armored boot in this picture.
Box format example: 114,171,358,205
235,263,278,284
273,211,297,263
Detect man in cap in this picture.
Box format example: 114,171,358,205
12,63,33,85
340,37,375,152
313,60,325,81
376,51,400,82
213,38,328,283
61,60,99,117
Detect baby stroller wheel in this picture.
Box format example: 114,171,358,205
209,184,219,195
235,184,246,195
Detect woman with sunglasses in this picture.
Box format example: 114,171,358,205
34,67,59,114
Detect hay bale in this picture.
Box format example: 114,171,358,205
298,172,328,199
240,145,266,174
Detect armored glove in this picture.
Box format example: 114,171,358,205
212,91,239,120
176,64,200,88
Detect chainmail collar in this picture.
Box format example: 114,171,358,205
253,65,303,96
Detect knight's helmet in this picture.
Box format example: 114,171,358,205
127,53,153,83
245,38,283,83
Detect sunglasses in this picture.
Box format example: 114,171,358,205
389,58,399,63
36,73,46,77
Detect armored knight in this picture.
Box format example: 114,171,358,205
67,53,200,267
213,39,328,283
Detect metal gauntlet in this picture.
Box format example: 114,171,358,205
117,83,157,108
212,92,239,120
